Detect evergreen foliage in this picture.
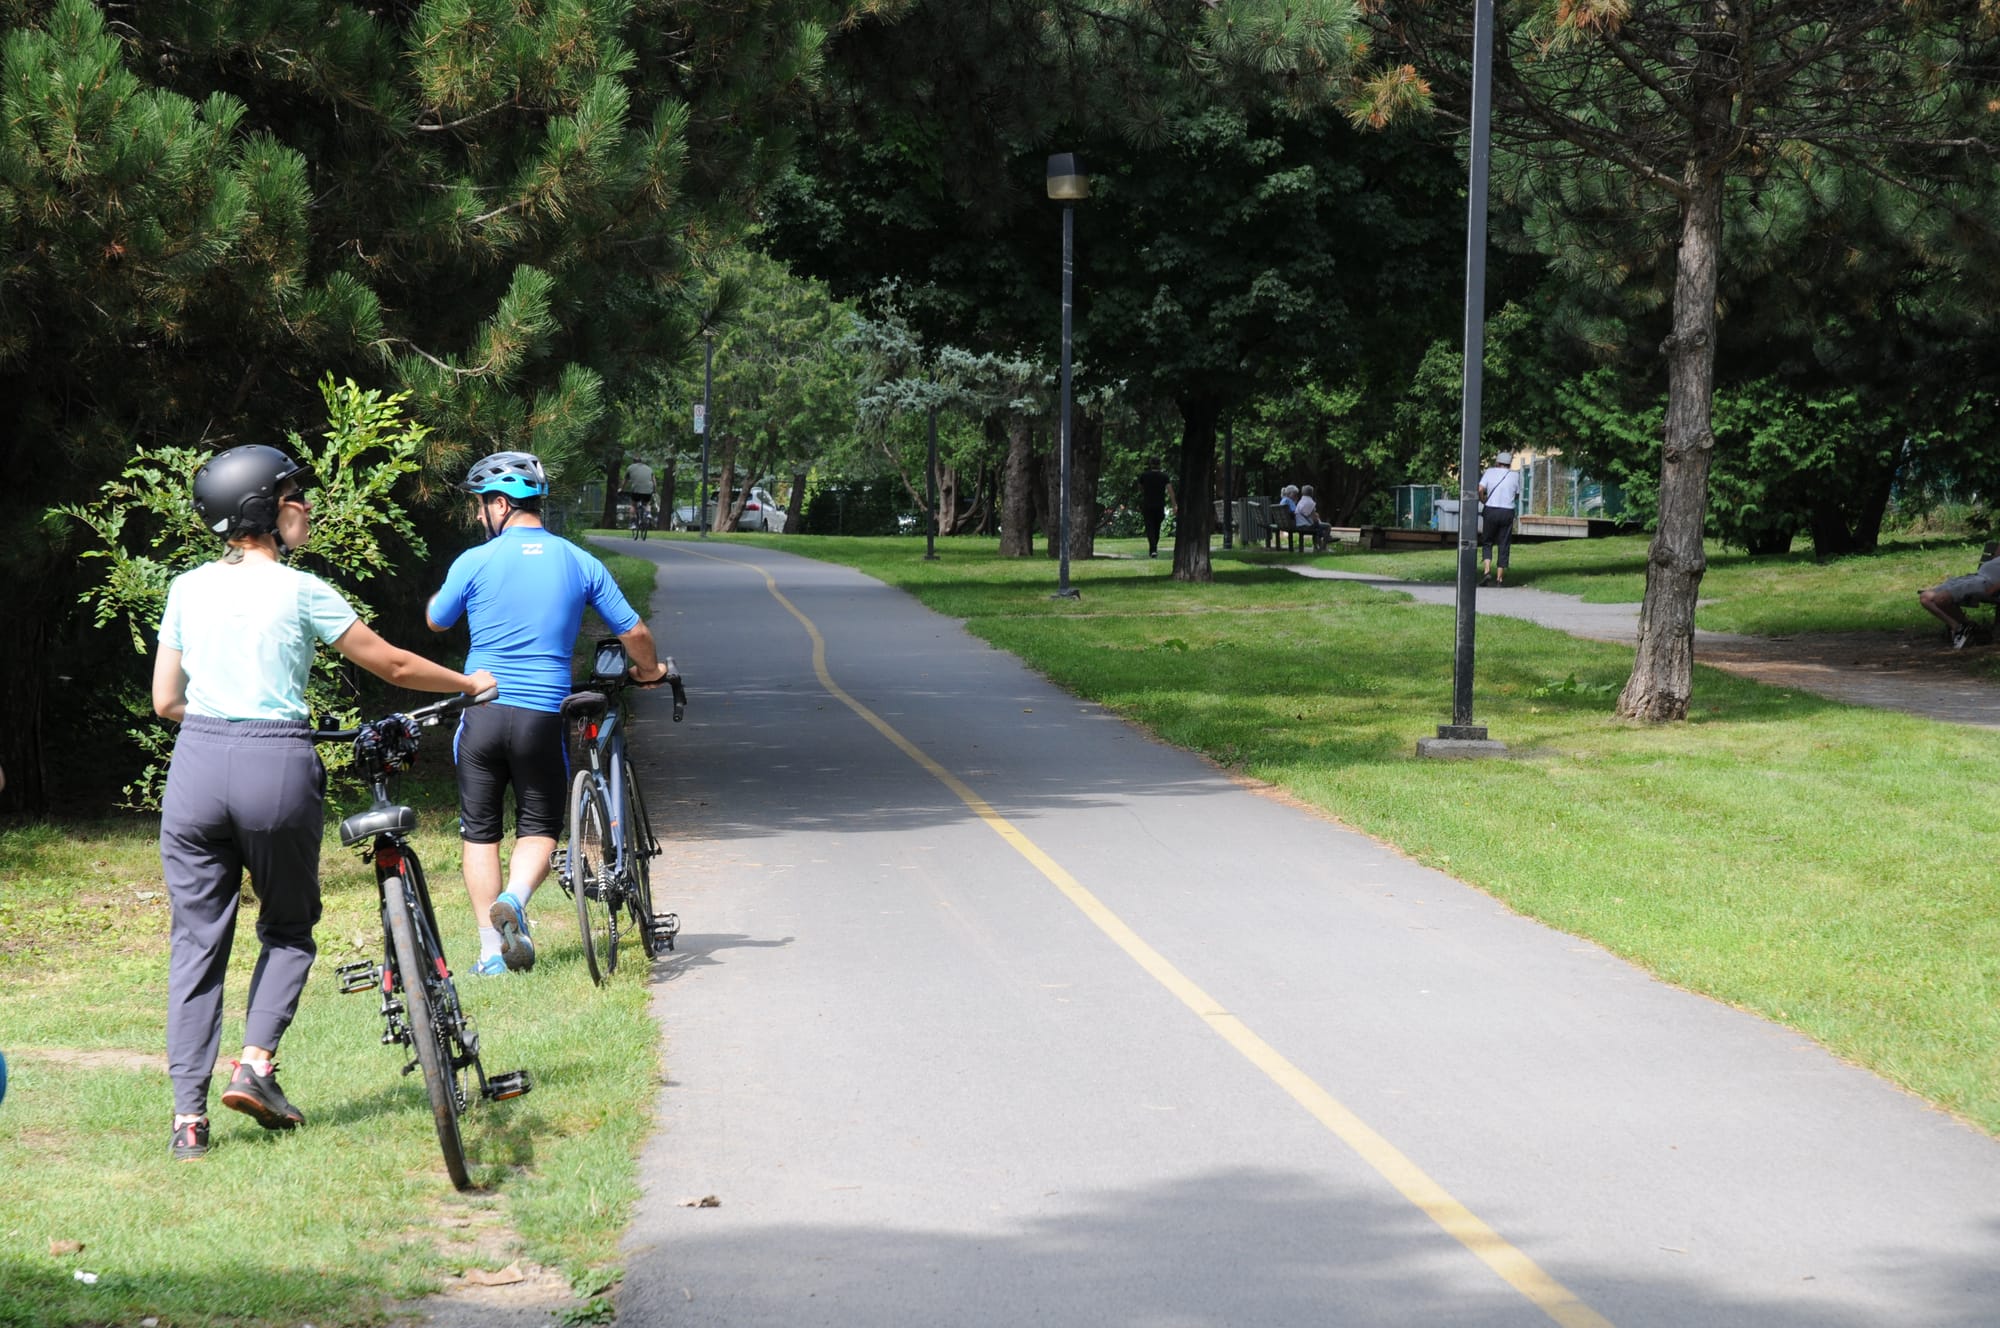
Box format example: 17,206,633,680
55,377,434,808
2,0,832,810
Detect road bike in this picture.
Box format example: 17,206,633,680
554,639,687,984
318,690,531,1189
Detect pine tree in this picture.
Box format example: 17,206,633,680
1,0,833,811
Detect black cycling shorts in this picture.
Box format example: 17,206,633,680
454,703,568,843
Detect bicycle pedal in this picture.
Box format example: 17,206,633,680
336,961,379,993
484,1069,533,1101
549,848,568,875
653,912,680,937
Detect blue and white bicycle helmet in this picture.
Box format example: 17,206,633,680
460,451,548,500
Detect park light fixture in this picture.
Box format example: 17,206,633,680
1047,152,1087,599
1418,0,1505,759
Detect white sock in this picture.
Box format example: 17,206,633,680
478,925,503,959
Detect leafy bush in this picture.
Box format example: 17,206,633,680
54,377,432,806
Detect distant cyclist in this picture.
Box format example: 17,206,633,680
621,458,656,530
427,452,671,976
155,445,494,1160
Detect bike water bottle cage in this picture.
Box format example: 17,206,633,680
459,451,548,500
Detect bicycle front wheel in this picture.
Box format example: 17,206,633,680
619,754,662,955
569,769,617,984
385,883,471,1189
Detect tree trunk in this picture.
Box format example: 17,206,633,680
716,448,739,532
1000,414,1035,556
600,459,622,527
1040,424,1061,560
789,468,808,526
1070,412,1104,562
1172,394,1221,582
1618,168,1725,722
937,464,959,538
1809,447,1898,558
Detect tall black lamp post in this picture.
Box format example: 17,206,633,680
924,375,940,561
1418,0,1505,758
1048,152,1086,600
698,332,714,537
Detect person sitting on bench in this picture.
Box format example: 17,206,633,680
1294,485,1332,551
1918,541,2000,650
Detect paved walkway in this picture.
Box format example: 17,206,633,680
581,538,2000,1328
1287,566,2000,728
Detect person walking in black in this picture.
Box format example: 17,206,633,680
1137,459,1174,558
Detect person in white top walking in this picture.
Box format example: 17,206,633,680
151,444,495,1160
1477,451,1522,585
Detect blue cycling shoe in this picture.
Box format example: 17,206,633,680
490,893,536,972
472,954,509,977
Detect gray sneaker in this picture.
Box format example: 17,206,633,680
490,894,536,972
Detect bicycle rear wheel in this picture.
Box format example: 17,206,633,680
385,883,471,1189
619,754,665,955
569,769,617,984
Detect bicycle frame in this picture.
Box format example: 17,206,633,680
555,643,685,979
320,694,530,1187
578,709,637,877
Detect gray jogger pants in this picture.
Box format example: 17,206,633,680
159,716,326,1115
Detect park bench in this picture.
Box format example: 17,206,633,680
1264,500,1300,552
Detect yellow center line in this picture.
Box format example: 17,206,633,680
662,544,1614,1328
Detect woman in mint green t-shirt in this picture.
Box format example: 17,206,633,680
150,444,495,1162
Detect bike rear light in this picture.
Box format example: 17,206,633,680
376,846,404,873
586,723,599,740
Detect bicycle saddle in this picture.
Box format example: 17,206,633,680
340,804,418,848
560,691,610,724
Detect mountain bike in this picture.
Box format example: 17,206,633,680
553,639,687,984
319,690,531,1189
629,497,654,541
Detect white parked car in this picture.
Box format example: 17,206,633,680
674,486,787,532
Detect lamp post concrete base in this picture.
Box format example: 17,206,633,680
1416,730,1508,760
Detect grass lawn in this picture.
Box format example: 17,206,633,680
0,547,662,1328
692,530,2000,1138
1224,529,1996,638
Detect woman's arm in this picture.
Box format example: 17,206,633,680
332,619,496,696
152,646,188,722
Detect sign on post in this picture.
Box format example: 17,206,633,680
693,404,706,435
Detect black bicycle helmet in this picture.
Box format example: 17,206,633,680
459,451,549,500
191,444,312,540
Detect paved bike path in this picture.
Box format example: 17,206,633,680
610,538,2000,1328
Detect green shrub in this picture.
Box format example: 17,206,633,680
53,376,432,806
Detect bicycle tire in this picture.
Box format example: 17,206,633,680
569,769,617,984
619,753,660,956
385,883,472,1190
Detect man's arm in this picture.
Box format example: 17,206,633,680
616,621,670,685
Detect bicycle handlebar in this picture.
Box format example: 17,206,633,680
314,688,495,745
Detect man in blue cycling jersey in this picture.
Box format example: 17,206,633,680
427,452,670,975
